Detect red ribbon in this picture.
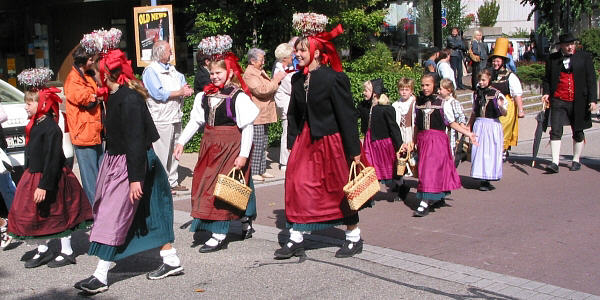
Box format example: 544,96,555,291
98,49,135,88
304,24,344,74
202,52,251,97
25,87,62,144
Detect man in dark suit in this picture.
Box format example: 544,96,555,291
193,51,211,94
542,32,597,173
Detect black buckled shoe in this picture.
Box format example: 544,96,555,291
570,161,581,171
397,185,410,201
146,263,184,280
413,206,429,217
241,228,255,240
74,276,108,294
335,239,363,258
198,238,227,253
274,240,305,259
24,251,54,268
546,163,559,174
47,253,76,268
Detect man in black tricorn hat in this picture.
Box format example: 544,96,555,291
542,32,597,173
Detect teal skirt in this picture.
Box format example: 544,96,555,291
88,150,175,261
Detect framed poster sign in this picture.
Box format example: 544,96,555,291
133,5,175,67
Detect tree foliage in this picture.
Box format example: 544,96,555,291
477,0,500,27
414,0,473,44
520,0,596,41
185,0,388,61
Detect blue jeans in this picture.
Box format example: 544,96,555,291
74,144,104,205
0,172,16,211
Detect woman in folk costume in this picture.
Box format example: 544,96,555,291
468,69,507,191
173,35,259,253
358,79,408,201
410,74,477,217
275,13,364,259
8,68,92,268
75,49,182,295
489,37,525,161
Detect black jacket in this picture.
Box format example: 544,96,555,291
358,102,403,151
543,50,598,131
194,66,211,94
105,86,160,182
25,115,65,191
287,66,361,157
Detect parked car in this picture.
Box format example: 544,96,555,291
0,78,74,181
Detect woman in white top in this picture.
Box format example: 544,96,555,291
436,48,456,89
173,36,259,253
273,43,295,170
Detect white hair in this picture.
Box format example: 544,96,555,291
247,48,266,62
151,41,170,62
274,43,293,62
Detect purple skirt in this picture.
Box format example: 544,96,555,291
416,129,462,193
363,130,396,180
471,118,503,180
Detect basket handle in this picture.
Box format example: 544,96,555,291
226,167,247,185
347,161,368,182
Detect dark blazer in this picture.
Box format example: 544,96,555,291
25,115,65,191
105,86,160,182
287,66,361,157
543,50,598,131
358,104,403,151
194,66,211,94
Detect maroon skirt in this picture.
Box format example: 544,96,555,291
191,125,251,221
285,123,358,224
8,167,92,238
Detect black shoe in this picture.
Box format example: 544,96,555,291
570,161,581,171
74,276,108,294
478,181,490,191
335,239,363,258
274,240,305,259
431,199,446,209
241,227,255,240
198,238,227,253
546,163,559,173
397,185,410,201
47,252,76,268
413,206,429,217
24,251,54,268
146,263,184,280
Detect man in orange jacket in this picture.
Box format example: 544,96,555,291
64,45,104,205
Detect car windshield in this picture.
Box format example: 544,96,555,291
0,79,24,104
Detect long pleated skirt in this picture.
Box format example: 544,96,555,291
471,118,504,181
88,149,174,261
363,130,396,180
416,129,462,193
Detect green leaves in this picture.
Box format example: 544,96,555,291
517,62,545,84
477,0,500,27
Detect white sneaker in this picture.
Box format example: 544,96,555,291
261,172,274,178
252,175,265,182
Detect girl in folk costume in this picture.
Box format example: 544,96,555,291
358,79,409,201
489,37,525,161
275,13,364,259
8,68,92,268
439,78,468,156
410,74,477,217
75,50,182,295
392,78,417,177
469,69,507,191
173,35,259,253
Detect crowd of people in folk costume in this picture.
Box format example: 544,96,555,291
0,11,596,295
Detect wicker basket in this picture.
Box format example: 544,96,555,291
408,151,418,178
396,151,409,176
343,161,379,210
213,168,252,210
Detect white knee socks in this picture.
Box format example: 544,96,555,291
573,141,584,162
160,247,181,267
93,260,112,285
53,236,74,262
205,233,226,247
551,140,561,164
345,228,361,243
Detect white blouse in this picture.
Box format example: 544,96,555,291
177,91,259,158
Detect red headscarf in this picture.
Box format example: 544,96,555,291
304,24,344,75
203,52,250,96
25,87,62,144
96,49,135,98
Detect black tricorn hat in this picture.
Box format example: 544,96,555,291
370,78,387,95
556,32,578,44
